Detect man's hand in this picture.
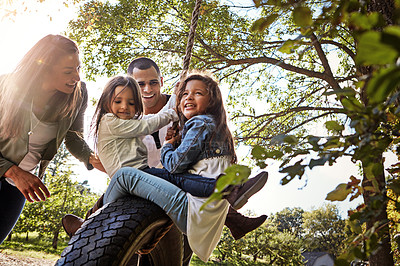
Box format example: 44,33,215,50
165,126,178,141
4,165,50,202
165,123,181,146
164,134,181,146
89,154,106,173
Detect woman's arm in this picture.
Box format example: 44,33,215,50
64,82,96,170
160,118,209,174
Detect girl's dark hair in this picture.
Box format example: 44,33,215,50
0,34,82,139
176,71,237,164
91,76,143,148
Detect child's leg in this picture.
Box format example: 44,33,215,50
104,167,188,234
225,206,267,240
143,167,216,197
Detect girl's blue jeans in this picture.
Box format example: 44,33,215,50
143,167,215,197
0,179,26,244
104,167,189,234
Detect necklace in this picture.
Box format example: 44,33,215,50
28,99,47,136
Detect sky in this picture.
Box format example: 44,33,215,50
1,0,394,218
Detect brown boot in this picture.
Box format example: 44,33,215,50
62,194,104,237
224,171,268,210
84,194,104,219
62,214,84,238
224,207,267,240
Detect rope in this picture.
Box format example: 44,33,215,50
137,2,203,254
136,219,174,255
180,0,203,80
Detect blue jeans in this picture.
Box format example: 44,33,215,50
104,167,188,234
0,179,26,244
143,167,215,197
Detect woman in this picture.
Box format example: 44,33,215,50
0,34,103,244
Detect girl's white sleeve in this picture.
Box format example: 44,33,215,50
102,109,178,138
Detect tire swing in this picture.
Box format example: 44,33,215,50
56,1,203,265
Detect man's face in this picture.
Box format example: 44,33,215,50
130,66,163,110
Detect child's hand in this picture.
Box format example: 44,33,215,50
164,133,181,146
90,154,106,173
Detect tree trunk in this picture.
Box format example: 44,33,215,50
359,2,395,264
361,155,394,266
52,230,59,249
25,231,29,241
253,254,258,261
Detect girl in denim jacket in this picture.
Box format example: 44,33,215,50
63,75,266,240
98,72,268,261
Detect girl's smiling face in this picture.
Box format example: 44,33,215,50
111,85,136,120
180,79,210,120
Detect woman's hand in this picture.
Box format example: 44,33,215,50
89,154,106,173
4,165,51,202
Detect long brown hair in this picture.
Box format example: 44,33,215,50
176,71,237,164
91,75,143,149
0,34,82,139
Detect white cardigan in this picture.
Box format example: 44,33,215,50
186,156,231,262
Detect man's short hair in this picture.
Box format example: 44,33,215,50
127,57,161,75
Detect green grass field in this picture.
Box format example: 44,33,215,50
0,232,220,265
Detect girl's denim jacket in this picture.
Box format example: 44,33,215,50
161,114,232,174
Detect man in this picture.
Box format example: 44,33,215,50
127,58,194,264
127,58,174,168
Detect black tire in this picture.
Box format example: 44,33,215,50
56,196,184,266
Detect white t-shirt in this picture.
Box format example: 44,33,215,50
6,113,58,186
143,94,175,168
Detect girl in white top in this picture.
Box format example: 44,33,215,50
99,73,268,261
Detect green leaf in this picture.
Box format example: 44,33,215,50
384,25,400,39
340,96,363,112
271,134,299,145
334,259,350,266
388,179,400,194
350,12,381,30
279,160,304,182
367,67,400,104
293,6,312,27
201,164,251,211
251,14,279,32
326,183,351,201
268,150,284,159
309,156,329,169
278,40,300,54
356,31,398,65
216,164,251,191
348,220,362,234
251,145,267,160
325,120,344,132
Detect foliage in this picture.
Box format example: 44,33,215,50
66,0,400,264
301,204,347,257
215,219,303,264
270,207,304,237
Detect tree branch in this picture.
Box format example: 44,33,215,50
310,33,341,90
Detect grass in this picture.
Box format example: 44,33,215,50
0,232,67,261
1,233,251,265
